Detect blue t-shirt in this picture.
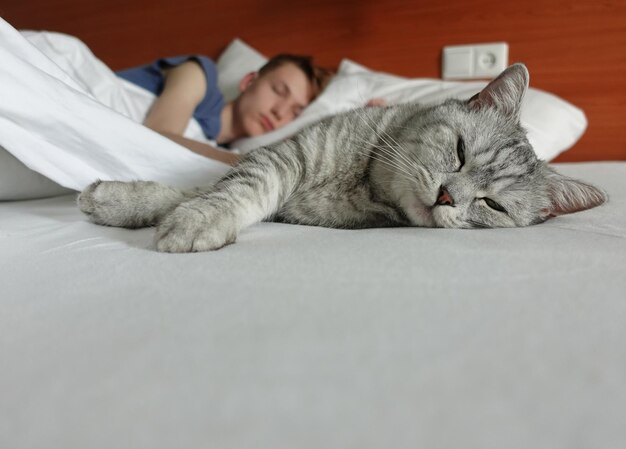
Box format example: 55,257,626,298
116,55,224,140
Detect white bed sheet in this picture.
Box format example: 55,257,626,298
1,162,625,449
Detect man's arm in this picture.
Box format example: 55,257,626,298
159,131,241,166
144,61,207,134
142,61,240,165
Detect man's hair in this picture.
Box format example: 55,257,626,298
258,54,334,98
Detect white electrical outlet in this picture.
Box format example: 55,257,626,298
442,42,508,80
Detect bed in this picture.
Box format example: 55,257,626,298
2,1,626,447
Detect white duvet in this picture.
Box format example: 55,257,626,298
0,18,230,195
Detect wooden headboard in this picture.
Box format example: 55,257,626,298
3,0,625,162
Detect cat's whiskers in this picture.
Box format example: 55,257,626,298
349,135,418,178
352,111,423,174
352,146,418,185
349,142,437,199
352,108,435,183
377,123,429,174
370,120,440,179
359,138,435,188
356,108,433,176
351,80,412,162
351,144,420,185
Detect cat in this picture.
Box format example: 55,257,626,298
78,63,606,252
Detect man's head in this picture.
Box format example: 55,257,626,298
232,54,333,138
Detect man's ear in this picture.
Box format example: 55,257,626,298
239,72,258,92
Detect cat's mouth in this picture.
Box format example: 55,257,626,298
405,197,435,226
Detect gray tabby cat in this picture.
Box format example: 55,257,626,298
78,64,606,252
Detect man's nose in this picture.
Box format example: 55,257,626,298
436,185,455,206
271,102,290,121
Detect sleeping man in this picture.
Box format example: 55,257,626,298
117,54,333,165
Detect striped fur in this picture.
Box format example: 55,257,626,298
78,64,606,252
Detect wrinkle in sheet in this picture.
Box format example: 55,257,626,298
38,237,118,255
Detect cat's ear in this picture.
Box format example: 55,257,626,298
541,166,607,217
468,63,529,120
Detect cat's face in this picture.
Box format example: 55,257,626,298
391,64,606,229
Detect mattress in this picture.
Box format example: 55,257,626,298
1,162,625,448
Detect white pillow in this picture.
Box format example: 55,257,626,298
232,59,588,161
216,39,267,103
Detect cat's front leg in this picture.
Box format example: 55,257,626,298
155,145,303,252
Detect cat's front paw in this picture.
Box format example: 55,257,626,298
78,180,179,229
77,180,103,219
155,201,236,253
78,180,132,227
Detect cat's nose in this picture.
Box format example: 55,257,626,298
436,185,455,206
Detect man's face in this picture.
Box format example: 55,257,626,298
234,63,314,137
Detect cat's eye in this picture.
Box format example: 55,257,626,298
456,137,465,171
483,198,507,213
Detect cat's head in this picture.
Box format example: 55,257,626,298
392,63,606,228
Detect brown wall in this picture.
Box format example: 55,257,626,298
2,0,625,161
